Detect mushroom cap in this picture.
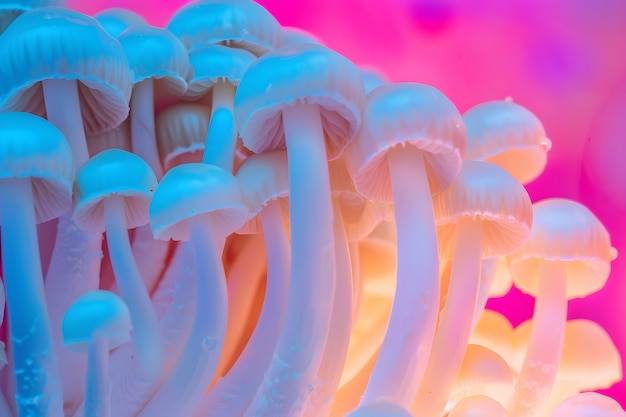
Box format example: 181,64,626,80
550,393,626,417
360,68,388,94
0,112,74,223
235,150,290,234
94,8,147,38
463,100,550,182
508,198,615,299
119,24,192,97
281,26,323,46
345,82,465,203
463,100,551,185
514,319,622,391
347,400,413,417
167,0,282,55
0,7,132,135
450,345,514,406
150,163,248,241
156,103,211,171
469,309,516,366
234,43,365,160
73,149,157,233
329,157,391,241
434,160,533,259
186,43,256,100
62,290,132,353
449,395,509,417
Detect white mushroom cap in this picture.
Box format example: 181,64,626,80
0,112,74,223
73,149,157,233
62,290,132,353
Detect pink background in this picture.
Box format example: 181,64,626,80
67,0,626,405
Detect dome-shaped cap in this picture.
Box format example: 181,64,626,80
281,27,323,46
346,400,413,417
187,44,256,100
508,198,615,299
449,395,509,417
95,8,147,38
119,25,192,97
345,82,465,203
62,290,132,353
469,310,516,367
73,149,157,233
235,150,289,234
156,103,211,170
0,112,74,223
329,157,391,241
434,160,533,259
150,163,248,241
0,7,132,135
360,68,388,94
167,0,281,55
550,393,626,417
463,100,551,185
234,43,365,160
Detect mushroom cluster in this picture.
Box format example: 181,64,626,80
0,1,622,417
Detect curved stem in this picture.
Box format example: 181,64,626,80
507,261,567,417
131,78,164,179
195,199,290,417
304,200,354,417
412,218,483,417
472,257,498,329
245,104,336,416
104,196,164,381
362,146,439,408
84,336,110,417
45,213,103,414
203,82,237,172
43,78,89,168
139,216,228,417
1,178,63,417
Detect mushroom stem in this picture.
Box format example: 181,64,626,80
196,199,290,417
139,216,228,417
131,78,164,179
43,78,90,167
507,261,567,417
412,218,483,417
104,195,164,381
246,103,335,415
305,200,354,416
84,335,111,417
349,241,362,323
362,145,439,408
0,178,63,417
203,82,237,172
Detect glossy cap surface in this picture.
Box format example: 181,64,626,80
0,112,74,223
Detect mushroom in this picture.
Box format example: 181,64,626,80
167,0,282,55
344,82,465,409
194,150,290,416
62,290,132,417
72,149,163,415
413,160,532,417
506,198,617,417
0,112,74,417
235,43,364,416
94,8,147,38
139,163,248,417
186,43,256,173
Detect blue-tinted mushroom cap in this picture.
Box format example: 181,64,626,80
0,7,132,135
95,7,147,38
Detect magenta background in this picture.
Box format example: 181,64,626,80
67,0,626,405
